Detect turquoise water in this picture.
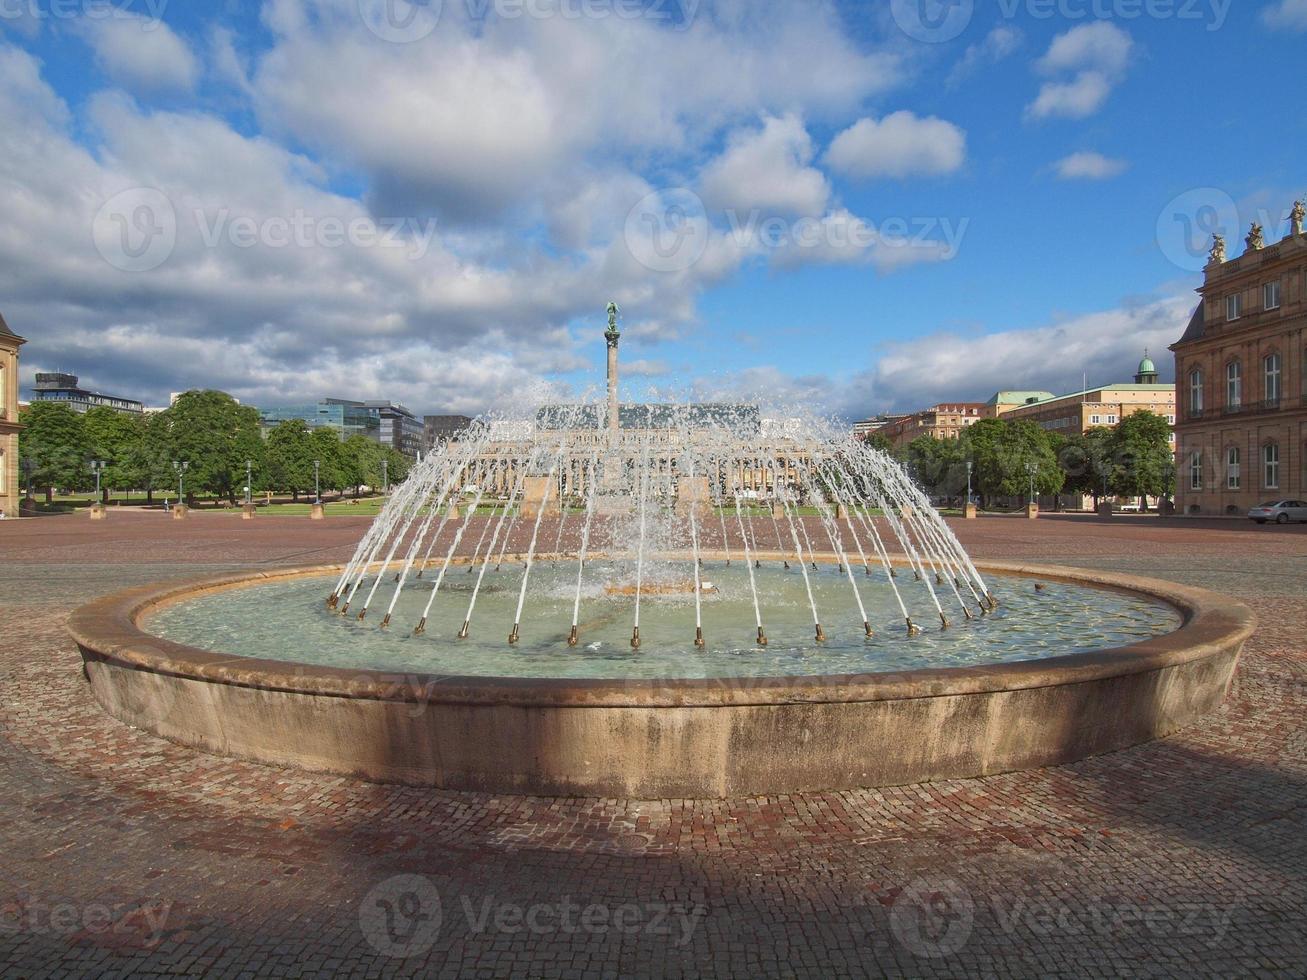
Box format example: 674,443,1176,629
145,563,1182,680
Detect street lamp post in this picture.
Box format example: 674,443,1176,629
1026,461,1037,507
21,457,35,500
965,460,973,506
245,459,253,506
90,460,106,503
381,459,389,495
173,460,189,505
314,460,321,505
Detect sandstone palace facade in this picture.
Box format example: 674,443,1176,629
1172,204,1307,515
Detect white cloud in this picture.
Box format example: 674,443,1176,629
1053,151,1128,180
948,26,1023,85
700,114,830,218
825,112,966,180
76,14,199,96
1262,0,1307,29
1027,23,1133,121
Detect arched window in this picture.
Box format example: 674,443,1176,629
1226,361,1242,409
1226,447,1241,490
1264,443,1280,490
1188,369,1203,415
1189,451,1203,492
1264,353,1282,405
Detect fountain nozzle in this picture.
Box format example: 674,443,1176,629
414,617,427,636
815,624,826,643
356,609,368,622
630,627,641,650
864,621,873,638
568,626,579,647
508,624,520,645
695,627,705,649
339,602,350,616
380,613,391,630
935,573,944,586
754,560,761,569
757,627,768,647
326,594,338,609
939,613,950,630
458,620,470,639
906,617,922,637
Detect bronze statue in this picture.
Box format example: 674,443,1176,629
1245,222,1265,252
1208,234,1226,265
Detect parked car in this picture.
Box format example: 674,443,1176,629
1248,500,1307,525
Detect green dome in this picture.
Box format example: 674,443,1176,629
1138,353,1156,375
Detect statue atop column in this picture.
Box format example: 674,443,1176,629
605,301,621,349
1207,234,1226,266
1245,222,1265,253
1291,200,1305,237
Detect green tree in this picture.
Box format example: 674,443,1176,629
897,436,966,500
1057,429,1115,506
264,419,315,501
17,402,90,501
167,390,264,505
961,418,1063,504
83,407,144,502
309,427,345,497
1107,410,1176,508
862,433,892,455
341,435,379,496
127,412,176,504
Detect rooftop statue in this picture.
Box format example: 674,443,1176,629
1208,234,1226,266
1292,200,1305,237
1245,222,1265,253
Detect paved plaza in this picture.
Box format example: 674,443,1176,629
1,513,1305,978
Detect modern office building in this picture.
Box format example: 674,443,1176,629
258,399,380,441
852,414,910,441
424,414,474,449
365,401,425,459
0,313,24,517
30,372,143,415
1171,203,1307,515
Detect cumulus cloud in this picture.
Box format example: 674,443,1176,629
1053,151,1129,180
1261,0,1307,29
825,112,967,180
700,114,830,218
76,14,199,96
1027,23,1133,121
948,26,1022,85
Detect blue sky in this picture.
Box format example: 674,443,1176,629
1,0,1304,417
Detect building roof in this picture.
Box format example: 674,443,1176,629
1138,353,1156,375
0,310,23,341
1013,384,1175,411
1175,304,1205,346
987,391,1056,407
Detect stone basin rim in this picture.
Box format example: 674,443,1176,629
68,556,1255,709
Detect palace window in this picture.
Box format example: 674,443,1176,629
1090,415,1101,425
1188,370,1203,414
1106,415,1118,425
1189,451,1203,491
1264,353,1282,403
1264,443,1280,489
1227,361,1242,408
1265,281,1281,310
1226,447,1241,490
1227,294,1243,321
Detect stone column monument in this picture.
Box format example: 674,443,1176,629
604,301,621,436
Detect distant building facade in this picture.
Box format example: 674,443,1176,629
1171,207,1307,515
852,414,909,441
424,414,473,449
31,372,143,415
259,399,380,442
880,403,986,448
996,370,1176,440
985,391,1056,417
0,313,24,516
365,401,425,459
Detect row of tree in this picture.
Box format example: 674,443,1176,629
864,411,1175,508
18,391,411,505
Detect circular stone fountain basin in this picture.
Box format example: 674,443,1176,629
69,557,1254,798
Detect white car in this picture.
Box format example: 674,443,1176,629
1248,500,1307,525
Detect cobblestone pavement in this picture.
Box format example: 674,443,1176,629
1,513,1304,978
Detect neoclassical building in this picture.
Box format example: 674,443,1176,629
0,312,25,518
1171,204,1307,515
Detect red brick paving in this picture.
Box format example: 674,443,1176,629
1,511,1305,977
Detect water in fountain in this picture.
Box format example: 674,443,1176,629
324,394,998,655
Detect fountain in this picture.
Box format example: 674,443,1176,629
69,306,1255,797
